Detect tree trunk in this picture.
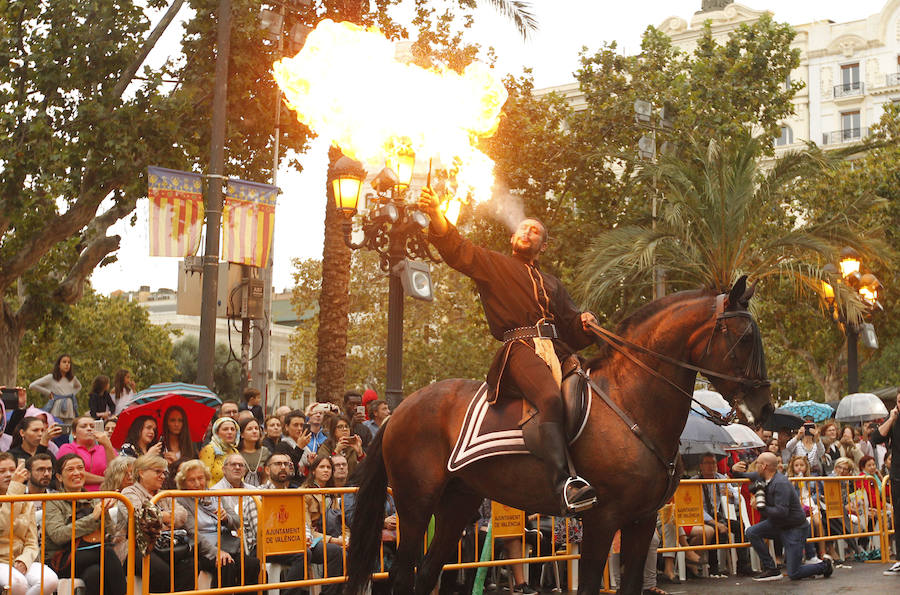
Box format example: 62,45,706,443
314,146,352,404
0,302,24,386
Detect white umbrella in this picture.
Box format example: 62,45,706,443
835,392,889,423
723,423,765,449
693,389,729,410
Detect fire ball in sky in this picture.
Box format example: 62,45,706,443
272,20,508,204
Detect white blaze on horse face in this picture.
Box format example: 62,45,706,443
738,402,755,425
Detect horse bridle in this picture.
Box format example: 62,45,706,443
585,293,770,426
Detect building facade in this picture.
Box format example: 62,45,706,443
537,1,900,152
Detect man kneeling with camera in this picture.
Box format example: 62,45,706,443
732,452,834,582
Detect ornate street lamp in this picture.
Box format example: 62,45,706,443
821,250,884,394
329,150,445,409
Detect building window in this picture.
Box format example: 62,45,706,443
841,111,861,141
775,125,793,146
279,391,287,406
836,63,861,97
279,355,288,375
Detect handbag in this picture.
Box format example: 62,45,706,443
155,530,193,560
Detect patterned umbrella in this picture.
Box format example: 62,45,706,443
123,382,221,409
779,400,834,423
835,392,889,423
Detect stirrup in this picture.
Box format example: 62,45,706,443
563,476,597,514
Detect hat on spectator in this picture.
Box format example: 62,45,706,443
362,389,378,419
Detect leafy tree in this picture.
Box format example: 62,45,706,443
0,0,192,385
17,291,177,412
171,335,243,402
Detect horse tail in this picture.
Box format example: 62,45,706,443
346,427,389,594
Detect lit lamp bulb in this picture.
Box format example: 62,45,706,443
839,247,861,279
859,286,877,305
386,149,416,189
440,197,462,226
821,280,834,302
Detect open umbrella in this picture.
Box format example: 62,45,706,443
835,392,889,423
125,382,221,409
762,408,805,431
110,393,218,449
723,423,765,449
679,413,734,456
779,400,834,423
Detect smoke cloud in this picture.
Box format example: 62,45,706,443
479,184,525,232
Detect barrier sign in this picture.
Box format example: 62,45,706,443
674,484,704,526
261,495,307,554
491,502,525,537
823,482,844,519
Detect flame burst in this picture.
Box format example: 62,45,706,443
273,20,508,204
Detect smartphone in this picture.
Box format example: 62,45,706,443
93,419,105,433
356,405,365,416
303,422,311,433
803,422,815,436
0,387,18,410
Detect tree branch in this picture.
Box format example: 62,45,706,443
54,235,121,304
112,0,187,100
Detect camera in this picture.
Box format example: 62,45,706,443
748,479,767,510
803,422,815,436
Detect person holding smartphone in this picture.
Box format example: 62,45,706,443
872,388,900,576
7,417,61,467
317,415,365,476
781,422,826,476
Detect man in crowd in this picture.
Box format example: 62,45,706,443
872,388,900,576
25,453,55,517
280,411,311,484
239,388,264,423
692,454,752,577
363,400,390,438
733,452,833,581
220,400,240,421
274,405,292,425
343,392,372,448
212,454,258,557
419,187,598,513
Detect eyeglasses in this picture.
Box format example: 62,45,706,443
333,462,348,468
151,469,168,477
225,462,246,469
268,461,292,468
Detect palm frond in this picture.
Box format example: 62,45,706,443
481,0,538,39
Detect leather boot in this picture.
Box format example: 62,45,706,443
538,422,597,515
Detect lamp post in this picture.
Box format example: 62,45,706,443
329,153,448,410
821,247,884,394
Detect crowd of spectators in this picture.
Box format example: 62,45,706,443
0,355,395,595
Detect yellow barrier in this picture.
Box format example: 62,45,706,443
881,476,895,561
658,478,751,556
0,491,135,595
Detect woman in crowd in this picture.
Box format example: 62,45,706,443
237,417,268,486
159,406,197,470
7,416,58,465
302,455,345,593
198,417,240,486
262,415,282,453
317,415,364,476
100,456,135,563
0,453,59,595
120,415,162,459
829,456,865,561
858,455,885,545
175,460,259,590
111,369,136,414
28,355,81,423
121,454,194,592
820,421,840,475
104,418,117,435
88,375,116,421
787,455,825,558
837,426,864,466
56,416,117,491
44,453,126,595
782,423,826,475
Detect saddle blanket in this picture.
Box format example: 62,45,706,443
447,380,591,473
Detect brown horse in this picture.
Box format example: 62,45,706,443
346,277,773,595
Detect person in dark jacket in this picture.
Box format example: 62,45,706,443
732,452,833,581
871,388,900,576
419,187,598,514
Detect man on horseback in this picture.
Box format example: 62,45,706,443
419,187,598,514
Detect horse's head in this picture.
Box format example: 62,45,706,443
701,275,773,426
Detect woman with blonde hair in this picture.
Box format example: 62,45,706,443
100,456,135,563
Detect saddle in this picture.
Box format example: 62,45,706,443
447,356,592,473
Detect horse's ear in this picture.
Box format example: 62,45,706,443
726,275,749,309
741,279,758,304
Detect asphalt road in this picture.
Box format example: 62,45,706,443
644,560,896,594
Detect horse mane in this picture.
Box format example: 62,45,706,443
585,288,715,370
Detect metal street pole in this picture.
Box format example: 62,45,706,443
385,261,405,411
197,0,232,389
847,323,859,394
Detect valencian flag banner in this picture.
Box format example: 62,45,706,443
222,178,277,268
147,166,204,257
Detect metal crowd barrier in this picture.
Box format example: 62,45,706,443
881,477,895,560
0,491,135,595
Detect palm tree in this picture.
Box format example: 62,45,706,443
575,135,884,320
482,1,538,38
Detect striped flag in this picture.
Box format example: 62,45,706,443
147,166,204,257
222,178,278,268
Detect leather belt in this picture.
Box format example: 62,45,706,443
502,323,558,343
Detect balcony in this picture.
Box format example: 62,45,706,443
886,73,900,87
822,128,868,146
833,81,864,99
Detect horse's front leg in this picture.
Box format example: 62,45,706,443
616,513,657,595
577,511,617,594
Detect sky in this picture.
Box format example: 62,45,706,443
89,0,891,295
